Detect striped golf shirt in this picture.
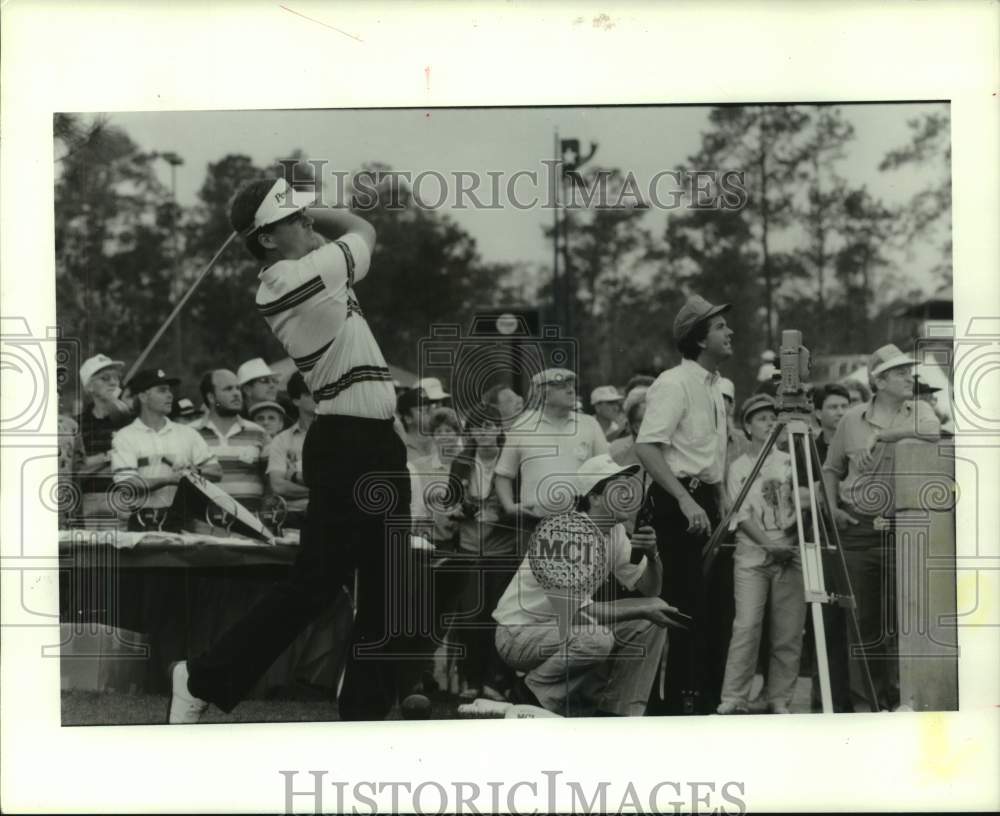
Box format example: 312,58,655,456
189,415,270,511
255,232,395,420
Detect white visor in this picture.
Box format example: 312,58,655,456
248,178,317,234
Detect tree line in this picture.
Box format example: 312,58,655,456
54,105,950,406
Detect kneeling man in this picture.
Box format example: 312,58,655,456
492,455,684,716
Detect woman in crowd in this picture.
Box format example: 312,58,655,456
447,403,518,701
410,407,465,549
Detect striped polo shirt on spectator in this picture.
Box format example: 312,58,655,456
255,232,395,420
189,415,270,512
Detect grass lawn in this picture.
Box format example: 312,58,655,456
62,675,816,726
61,689,464,726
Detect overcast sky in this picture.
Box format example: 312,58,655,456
103,103,949,295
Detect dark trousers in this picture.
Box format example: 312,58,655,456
842,536,899,710
644,480,729,715
188,415,414,720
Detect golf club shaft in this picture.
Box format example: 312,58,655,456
125,230,238,384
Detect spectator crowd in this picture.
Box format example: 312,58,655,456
57,296,949,718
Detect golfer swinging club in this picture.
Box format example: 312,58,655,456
168,176,411,723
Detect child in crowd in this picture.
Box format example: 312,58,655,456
718,395,807,715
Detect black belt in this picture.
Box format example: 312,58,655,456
679,476,717,493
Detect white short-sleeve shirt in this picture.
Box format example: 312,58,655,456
494,410,610,514
635,359,727,484
110,418,218,508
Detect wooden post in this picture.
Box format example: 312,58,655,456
892,438,959,711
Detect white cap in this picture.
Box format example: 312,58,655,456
590,385,622,405
575,454,640,497
531,367,576,387
416,377,449,400
718,377,735,401
246,178,317,234
79,354,124,389
248,400,287,418
761,350,776,362
237,358,275,386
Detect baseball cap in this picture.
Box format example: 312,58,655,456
575,454,641,497
79,354,124,389
237,358,275,386
176,397,197,418
245,177,317,235
531,368,576,388
248,400,287,419
718,377,735,401
128,368,180,394
416,377,449,401
590,385,622,405
868,344,915,379
761,350,776,362
913,377,941,396
740,393,777,426
673,295,731,342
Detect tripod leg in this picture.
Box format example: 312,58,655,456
787,430,836,714
810,602,833,713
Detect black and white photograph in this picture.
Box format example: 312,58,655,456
51,102,959,728
2,3,998,814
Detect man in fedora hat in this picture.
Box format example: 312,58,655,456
821,343,940,710
634,294,734,715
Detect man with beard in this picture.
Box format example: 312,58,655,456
634,295,734,715
190,369,271,514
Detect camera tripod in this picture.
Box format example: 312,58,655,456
701,411,879,714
